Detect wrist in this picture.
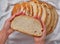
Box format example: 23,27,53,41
35,40,45,44
1,29,9,36
0,30,9,44
40,40,45,44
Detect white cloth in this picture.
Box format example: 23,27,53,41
0,0,60,44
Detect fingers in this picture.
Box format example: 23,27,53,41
34,24,46,40
9,15,16,22
42,26,46,39
5,15,15,23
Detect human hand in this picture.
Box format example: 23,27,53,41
0,15,15,44
34,24,46,44
2,11,25,35
2,15,15,35
0,12,26,44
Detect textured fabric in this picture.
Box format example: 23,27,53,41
0,0,60,44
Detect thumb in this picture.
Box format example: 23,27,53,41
9,15,16,22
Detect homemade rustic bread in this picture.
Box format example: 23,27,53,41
11,0,58,35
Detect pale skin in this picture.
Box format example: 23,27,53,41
0,14,46,44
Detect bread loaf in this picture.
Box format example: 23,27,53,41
11,0,58,35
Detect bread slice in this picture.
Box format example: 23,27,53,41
20,2,26,12
11,15,43,36
24,2,30,16
47,8,55,35
41,4,47,23
46,8,54,35
12,3,25,15
45,7,51,27
47,8,58,34
36,2,42,19
50,8,58,33
53,8,58,30
44,5,52,34
29,2,38,17
49,17,58,35
12,3,21,15
24,2,33,16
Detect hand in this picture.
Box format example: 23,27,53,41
0,12,25,44
0,15,15,44
2,15,15,35
34,24,46,44
1,11,25,37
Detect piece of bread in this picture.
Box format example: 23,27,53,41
11,15,43,37
47,7,58,35
36,2,42,19
12,3,21,15
24,2,30,16
44,6,51,27
44,5,52,34
27,2,33,16
20,3,25,12
50,8,58,34
49,8,55,34
41,4,47,23
53,8,58,30
46,8,54,35
29,1,38,17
